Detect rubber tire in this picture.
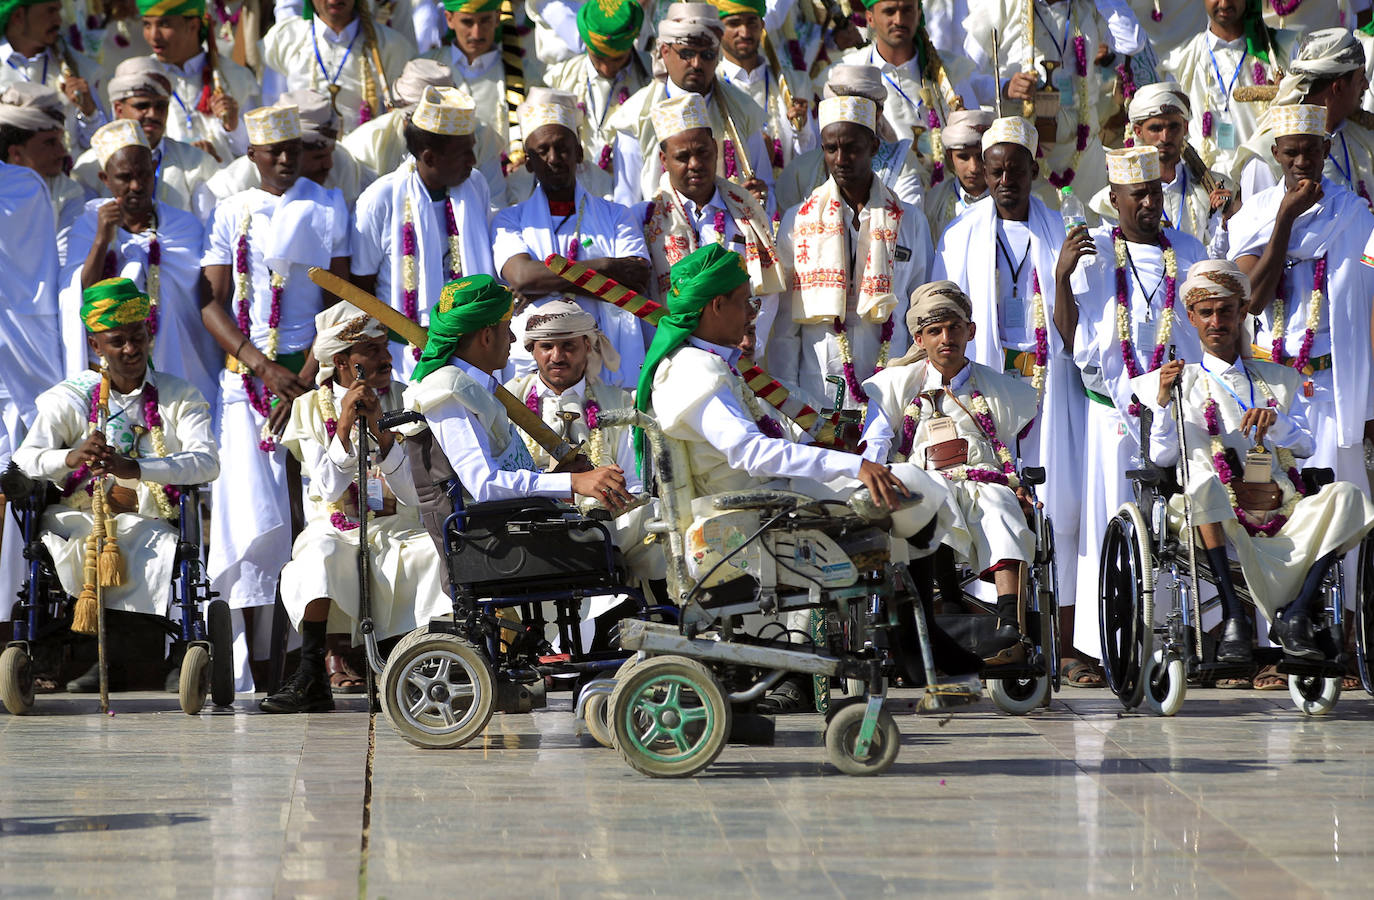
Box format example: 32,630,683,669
207,599,234,708
604,656,643,752
1141,649,1186,717
1355,534,1374,695
609,655,730,778
987,674,1050,716
823,701,901,776
381,629,495,749
0,645,35,715
179,644,210,715
582,689,614,749
1099,507,1154,708
1289,673,1341,716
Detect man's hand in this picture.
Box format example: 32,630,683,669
1155,358,1185,408
1056,225,1095,282
257,361,312,403
743,176,768,206
192,139,223,162
90,450,140,481
336,380,388,451
788,98,810,130
1208,186,1235,217
61,75,96,116
210,92,239,131
552,452,594,474
857,459,910,511
1278,177,1322,223
65,431,109,471
95,200,121,247
570,464,632,512
1014,485,1038,517
1239,406,1278,446
599,256,651,294
1004,71,1038,102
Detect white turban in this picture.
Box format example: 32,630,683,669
313,302,388,385
1271,27,1366,107
394,59,454,108
276,89,339,146
107,57,171,102
0,83,64,131
1128,81,1191,123
522,300,622,380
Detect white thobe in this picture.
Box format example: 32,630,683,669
426,45,511,151
543,51,653,184
1126,0,1207,60
155,52,258,163
491,184,650,388
718,56,817,172
339,108,510,207
70,138,219,223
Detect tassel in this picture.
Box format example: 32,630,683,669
73,504,102,635
98,530,125,587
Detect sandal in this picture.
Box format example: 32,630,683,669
1252,664,1288,691
1342,673,1361,692
1059,659,1105,688
1213,676,1251,690
326,651,366,694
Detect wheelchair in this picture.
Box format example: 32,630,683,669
1097,411,1374,717
372,412,674,750
0,465,232,715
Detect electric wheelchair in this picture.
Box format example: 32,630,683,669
0,464,232,715
1097,409,1374,717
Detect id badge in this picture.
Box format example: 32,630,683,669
1243,449,1273,484
1215,117,1237,150
366,467,386,511
1002,294,1025,331
1053,68,1074,104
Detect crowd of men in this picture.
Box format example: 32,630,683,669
3,0,1374,712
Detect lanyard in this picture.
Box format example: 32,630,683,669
5,52,48,84
1206,40,1246,112
870,48,921,113
995,232,1032,290
1329,131,1354,185
1123,243,1166,309
311,19,358,88
1033,1,1073,61
1200,359,1256,411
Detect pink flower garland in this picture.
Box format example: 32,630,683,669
1252,62,1268,86
61,382,104,497
770,136,784,170
968,390,1017,483
400,217,420,359
1113,227,1176,380
1116,61,1137,101
235,229,282,451
1271,256,1325,373
1073,35,1087,77
712,209,725,241
142,382,180,506
1204,398,1302,537
1202,110,1213,138
787,39,805,71
525,386,540,415
927,108,944,185
833,316,895,406
1268,0,1302,18
723,139,739,178
598,145,613,171
146,237,161,337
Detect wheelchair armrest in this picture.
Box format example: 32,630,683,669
379,409,426,431
1126,465,1167,488
1302,467,1335,493
708,489,814,512
1020,467,1046,487
0,462,38,502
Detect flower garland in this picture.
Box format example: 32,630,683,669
1270,256,1325,373
1047,34,1091,191
521,382,611,466
145,234,161,346
723,138,739,179
927,107,945,185
893,379,1019,487
1202,384,1304,537
1112,228,1177,408
399,190,463,360
316,382,374,532
234,209,284,452
833,315,894,410
62,377,179,519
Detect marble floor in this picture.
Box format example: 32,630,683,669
1,688,1372,898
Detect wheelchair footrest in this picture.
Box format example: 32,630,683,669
1275,657,1345,678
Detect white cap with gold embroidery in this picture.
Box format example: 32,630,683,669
981,116,1037,156
411,86,476,136
817,95,876,133
1270,103,1328,138
651,93,712,143
245,105,302,145
517,87,579,138
1106,146,1162,185
91,119,149,169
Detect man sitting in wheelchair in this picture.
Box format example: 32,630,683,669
11,278,219,690
261,303,449,713
860,281,1041,666
1135,260,1374,663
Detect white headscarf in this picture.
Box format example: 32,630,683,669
522,300,621,380
313,302,388,385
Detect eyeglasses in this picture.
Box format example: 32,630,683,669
671,45,718,63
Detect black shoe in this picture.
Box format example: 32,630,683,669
1271,613,1324,661
1215,617,1255,664
66,663,100,693
164,667,181,693
258,669,335,714
929,622,985,676
755,678,810,714
975,623,1026,666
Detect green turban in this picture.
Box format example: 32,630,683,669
411,275,514,382
82,278,151,333
578,0,645,57
0,0,55,35
134,0,207,16
709,0,766,19
442,0,503,12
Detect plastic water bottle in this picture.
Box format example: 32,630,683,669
1060,186,1087,233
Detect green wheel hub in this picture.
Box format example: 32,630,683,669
622,674,715,763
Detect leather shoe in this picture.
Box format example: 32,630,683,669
66,663,100,693
975,623,1026,666
1271,613,1324,661
258,668,335,714
1215,617,1254,664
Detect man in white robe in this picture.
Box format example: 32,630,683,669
1059,145,1206,662
0,82,84,226
69,58,218,222
637,93,786,360
933,116,1085,663
923,108,992,241
0,0,108,150
492,91,652,388
13,278,219,687
141,0,258,163
262,0,413,134
773,95,930,414
200,105,350,691
422,0,516,163
58,120,219,407
1135,260,1374,662
265,303,446,712
861,281,1040,664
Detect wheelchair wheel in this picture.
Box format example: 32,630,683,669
382,629,495,749
581,687,615,749
1289,674,1340,716
987,674,1049,715
609,655,730,778
207,599,234,708
1355,535,1374,695
1034,524,1062,692
0,645,35,715
178,644,210,715
1099,506,1155,708
823,701,900,776
1140,649,1186,717
603,656,644,751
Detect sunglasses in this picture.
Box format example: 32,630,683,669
671,45,719,63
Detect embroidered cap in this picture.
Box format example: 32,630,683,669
517,87,579,138
651,93,712,142
1106,146,1162,185
981,115,1037,156
245,104,302,145
411,86,476,136
1269,102,1327,138
92,119,150,169
817,96,876,133
81,278,151,333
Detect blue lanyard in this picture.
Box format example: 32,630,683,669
1200,359,1256,411
1033,2,1073,61
169,89,195,131
6,52,49,84
1206,41,1246,113
1329,131,1354,185
870,48,920,113
311,19,358,88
